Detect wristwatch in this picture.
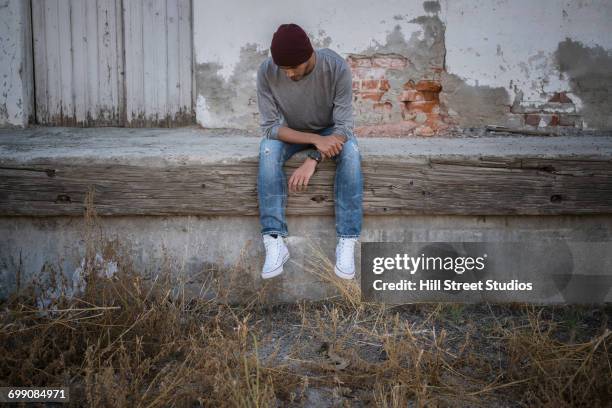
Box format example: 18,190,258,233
307,150,322,164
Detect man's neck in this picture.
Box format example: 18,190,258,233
304,51,317,76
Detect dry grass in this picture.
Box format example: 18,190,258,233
1,188,611,407
300,235,362,310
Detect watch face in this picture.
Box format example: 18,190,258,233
309,151,321,162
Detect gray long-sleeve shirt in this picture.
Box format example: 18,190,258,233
256,48,355,141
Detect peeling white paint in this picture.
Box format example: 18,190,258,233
444,0,612,104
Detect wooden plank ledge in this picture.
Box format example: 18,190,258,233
1,127,611,216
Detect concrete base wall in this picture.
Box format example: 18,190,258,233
2,214,611,304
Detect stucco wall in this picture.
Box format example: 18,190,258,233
443,0,612,130
2,0,610,131
193,0,612,134
0,0,33,127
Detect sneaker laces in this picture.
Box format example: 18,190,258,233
336,238,357,274
264,235,280,250
337,238,356,256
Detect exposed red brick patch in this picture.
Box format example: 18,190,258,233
512,90,581,129
359,92,384,102
361,79,380,90
400,90,438,102
351,67,387,80
400,90,419,102
404,100,438,113
372,56,409,69
373,101,393,112
379,79,391,91
350,55,407,101
349,54,409,120
400,79,442,130
548,92,573,104
347,54,452,137
524,114,541,127
403,80,416,90
414,80,442,93
347,56,373,68
549,114,560,126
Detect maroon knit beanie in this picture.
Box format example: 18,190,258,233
270,23,314,67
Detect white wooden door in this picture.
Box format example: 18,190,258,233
32,0,193,127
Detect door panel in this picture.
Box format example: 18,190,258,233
32,0,124,126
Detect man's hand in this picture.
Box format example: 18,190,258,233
288,159,317,193
313,134,346,159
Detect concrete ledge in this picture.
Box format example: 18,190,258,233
1,127,612,216
1,214,612,303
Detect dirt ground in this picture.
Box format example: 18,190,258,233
1,266,610,407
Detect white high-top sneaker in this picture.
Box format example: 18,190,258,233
334,237,358,279
261,234,290,279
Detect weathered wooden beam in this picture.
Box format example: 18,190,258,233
1,154,611,216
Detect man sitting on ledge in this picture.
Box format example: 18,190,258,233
257,23,364,280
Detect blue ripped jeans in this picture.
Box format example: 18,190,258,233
257,126,363,239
